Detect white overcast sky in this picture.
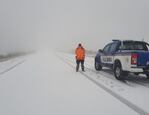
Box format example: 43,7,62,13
0,0,149,53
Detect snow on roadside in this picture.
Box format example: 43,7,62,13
59,52,149,114
0,51,139,115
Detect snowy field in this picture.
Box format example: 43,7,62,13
0,51,149,115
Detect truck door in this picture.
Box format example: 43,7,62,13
108,42,119,65
101,43,112,67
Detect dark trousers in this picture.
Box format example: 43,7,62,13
76,60,84,71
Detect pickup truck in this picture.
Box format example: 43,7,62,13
95,40,149,80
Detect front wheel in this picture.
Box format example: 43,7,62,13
95,61,102,71
114,62,127,80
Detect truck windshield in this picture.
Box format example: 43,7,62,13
122,41,149,51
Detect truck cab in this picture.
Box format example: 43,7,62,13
95,40,149,80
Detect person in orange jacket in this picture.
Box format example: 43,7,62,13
75,43,85,72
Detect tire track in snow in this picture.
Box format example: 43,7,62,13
0,60,25,76
56,54,149,115
60,54,130,86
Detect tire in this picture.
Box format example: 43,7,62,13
134,73,139,76
114,61,127,80
146,73,149,79
95,61,102,71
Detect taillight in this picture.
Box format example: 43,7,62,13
131,54,138,65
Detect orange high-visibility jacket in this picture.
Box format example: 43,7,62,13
75,47,85,60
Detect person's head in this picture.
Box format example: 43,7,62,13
78,43,82,47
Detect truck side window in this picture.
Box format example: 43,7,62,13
109,42,118,53
142,42,149,51
103,43,111,54
146,43,149,51
122,41,148,51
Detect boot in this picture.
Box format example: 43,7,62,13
82,67,85,72
76,65,79,72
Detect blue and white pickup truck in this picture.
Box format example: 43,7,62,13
95,40,149,80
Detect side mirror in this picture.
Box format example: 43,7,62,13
98,49,103,53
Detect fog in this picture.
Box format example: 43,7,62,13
0,0,149,54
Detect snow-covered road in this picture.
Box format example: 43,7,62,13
0,51,148,115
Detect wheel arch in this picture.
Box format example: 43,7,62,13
95,55,102,63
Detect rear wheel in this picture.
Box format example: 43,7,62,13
134,73,139,76
95,61,102,71
114,61,128,80
146,73,149,79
